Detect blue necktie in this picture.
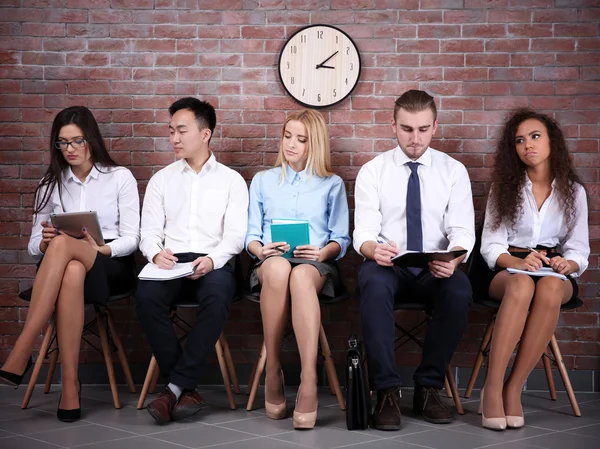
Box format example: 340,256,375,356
406,162,423,275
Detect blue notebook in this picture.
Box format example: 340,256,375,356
270,218,310,259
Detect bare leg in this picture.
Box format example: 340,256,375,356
289,264,326,413
56,261,86,410
483,272,535,419
256,257,292,406
2,235,97,374
503,277,572,417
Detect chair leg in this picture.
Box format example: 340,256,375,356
22,318,56,409
444,378,453,398
549,335,581,417
445,365,464,415
96,310,121,409
137,356,158,410
43,348,59,394
149,363,160,393
219,334,240,394
543,347,557,401
464,314,496,399
215,337,236,410
319,324,346,411
105,308,136,394
246,342,267,411
246,357,259,395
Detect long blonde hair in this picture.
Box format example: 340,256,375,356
275,109,334,178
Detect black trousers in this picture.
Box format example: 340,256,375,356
358,260,472,391
135,253,236,391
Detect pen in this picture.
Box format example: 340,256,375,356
526,246,551,264
377,236,390,246
157,242,177,267
273,246,286,253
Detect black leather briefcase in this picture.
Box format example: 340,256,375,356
345,335,371,430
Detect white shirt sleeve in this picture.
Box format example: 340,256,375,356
207,172,249,270
106,169,140,258
480,193,511,271
139,172,166,264
444,163,475,257
353,162,383,257
561,184,590,277
28,182,54,260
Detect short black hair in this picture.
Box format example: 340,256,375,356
169,97,216,135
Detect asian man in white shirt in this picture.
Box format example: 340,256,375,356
136,98,249,425
353,90,475,429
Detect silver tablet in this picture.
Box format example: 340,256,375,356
50,211,105,245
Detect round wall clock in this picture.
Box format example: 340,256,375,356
278,24,361,109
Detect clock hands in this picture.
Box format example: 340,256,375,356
316,51,339,69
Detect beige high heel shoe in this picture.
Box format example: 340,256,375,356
293,386,318,430
479,388,507,431
265,370,287,420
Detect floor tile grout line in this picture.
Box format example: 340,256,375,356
332,438,438,449
17,433,68,448
149,433,263,449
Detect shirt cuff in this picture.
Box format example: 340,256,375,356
329,238,347,260
353,232,376,258
562,251,588,278
447,237,475,262
485,247,510,271
206,252,228,270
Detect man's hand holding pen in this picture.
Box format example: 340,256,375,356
153,242,178,269
258,241,290,260
374,237,398,267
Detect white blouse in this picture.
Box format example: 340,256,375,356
481,178,589,277
28,165,140,259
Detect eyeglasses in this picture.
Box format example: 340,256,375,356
54,139,86,150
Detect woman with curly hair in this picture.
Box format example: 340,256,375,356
479,109,589,430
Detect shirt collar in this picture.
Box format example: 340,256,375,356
180,152,217,174
63,164,100,184
284,164,307,184
524,172,557,189
393,145,432,167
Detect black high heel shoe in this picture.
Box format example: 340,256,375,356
0,356,33,388
57,380,82,423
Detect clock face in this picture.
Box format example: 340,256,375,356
278,24,361,108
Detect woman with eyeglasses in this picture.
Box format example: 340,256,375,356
0,106,140,422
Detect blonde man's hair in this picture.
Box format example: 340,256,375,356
275,109,334,178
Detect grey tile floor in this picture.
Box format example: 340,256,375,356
1,384,599,449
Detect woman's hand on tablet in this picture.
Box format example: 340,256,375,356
81,227,111,256
39,221,59,253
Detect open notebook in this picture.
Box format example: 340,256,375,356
507,267,567,280
138,262,196,281
392,249,467,268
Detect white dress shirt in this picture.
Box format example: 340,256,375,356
353,146,475,258
28,165,140,259
481,178,589,277
139,155,249,270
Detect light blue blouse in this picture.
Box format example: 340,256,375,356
245,165,350,260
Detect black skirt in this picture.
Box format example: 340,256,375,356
36,249,136,306
483,251,579,299
249,256,341,299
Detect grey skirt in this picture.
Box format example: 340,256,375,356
249,256,341,299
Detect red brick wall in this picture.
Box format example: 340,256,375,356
0,1,598,371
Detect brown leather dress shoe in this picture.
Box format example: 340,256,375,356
147,386,177,425
371,387,402,430
171,389,207,421
413,384,453,424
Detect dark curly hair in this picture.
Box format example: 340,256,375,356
488,108,583,232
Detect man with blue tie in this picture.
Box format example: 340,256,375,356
353,90,475,429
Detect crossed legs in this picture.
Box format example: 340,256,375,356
483,272,572,419
257,258,326,414
3,235,97,408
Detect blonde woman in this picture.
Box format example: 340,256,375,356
245,109,350,429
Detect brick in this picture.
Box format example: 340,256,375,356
556,24,599,37
0,8,44,23
44,66,89,80
577,38,600,51
0,37,42,51
510,53,555,67
265,11,310,25
111,53,154,67
176,40,219,53
464,111,506,124
196,25,240,39
508,24,553,38
556,111,600,125
66,80,109,94
110,24,154,38
444,68,488,81
222,11,265,25
420,0,463,8
576,96,600,109
43,38,85,51
398,10,443,24
111,0,154,7
534,67,579,81
418,24,460,39
557,52,600,67
441,97,483,110
132,68,176,82
155,25,197,39
533,8,577,22
441,40,484,53
22,52,65,66
21,23,65,37
22,80,66,94
463,82,510,96
465,54,510,67
0,80,21,93
486,38,529,52
462,24,507,38
396,39,439,53
420,82,463,96
531,38,576,52
66,52,109,66
88,96,132,109
89,9,133,23
88,38,129,52
530,97,574,110
377,54,420,67
556,81,600,95
488,9,531,23
490,68,532,81
66,24,109,37
132,39,176,52
443,9,485,24
373,25,416,39
509,81,554,96
0,66,43,79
